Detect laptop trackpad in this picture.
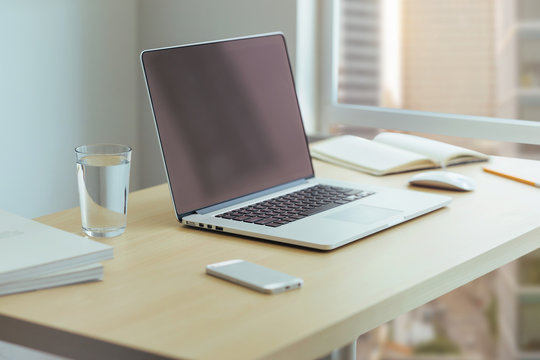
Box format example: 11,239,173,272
326,204,403,225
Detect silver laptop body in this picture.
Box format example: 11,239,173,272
141,33,451,250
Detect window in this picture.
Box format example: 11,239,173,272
305,0,540,145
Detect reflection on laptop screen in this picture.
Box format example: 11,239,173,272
142,34,314,215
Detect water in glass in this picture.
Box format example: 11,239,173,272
77,154,130,237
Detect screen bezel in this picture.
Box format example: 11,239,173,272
140,33,315,220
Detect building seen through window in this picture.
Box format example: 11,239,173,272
336,1,540,359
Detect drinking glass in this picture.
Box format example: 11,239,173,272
75,144,132,238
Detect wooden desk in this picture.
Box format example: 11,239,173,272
1,157,540,360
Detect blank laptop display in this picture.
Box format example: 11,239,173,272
142,35,312,216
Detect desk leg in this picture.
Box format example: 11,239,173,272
319,341,356,360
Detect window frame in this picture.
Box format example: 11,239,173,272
308,0,540,145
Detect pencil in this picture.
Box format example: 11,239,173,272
483,167,540,188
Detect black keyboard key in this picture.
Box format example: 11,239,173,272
231,215,250,221
265,222,283,227
244,217,264,223
254,218,274,225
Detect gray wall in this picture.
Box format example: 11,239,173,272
137,0,298,188
0,0,298,218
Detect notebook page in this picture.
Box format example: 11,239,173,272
373,132,487,165
311,135,430,175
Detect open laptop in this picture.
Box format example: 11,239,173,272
140,33,451,250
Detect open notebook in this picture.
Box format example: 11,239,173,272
311,132,489,176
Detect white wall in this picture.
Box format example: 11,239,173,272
0,0,140,218
0,0,298,218
137,0,298,188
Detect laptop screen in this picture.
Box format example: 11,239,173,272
142,34,314,216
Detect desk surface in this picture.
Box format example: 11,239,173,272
1,157,540,360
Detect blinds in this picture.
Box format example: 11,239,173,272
337,0,495,117
337,0,381,106
401,0,494,117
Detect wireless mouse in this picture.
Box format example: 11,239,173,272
408,171,476,191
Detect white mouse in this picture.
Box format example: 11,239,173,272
408,171,476,191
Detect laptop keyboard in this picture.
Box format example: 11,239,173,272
216,184,375,227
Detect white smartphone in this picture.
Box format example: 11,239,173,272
206,259,303,294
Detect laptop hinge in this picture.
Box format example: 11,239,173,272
196,178,309,215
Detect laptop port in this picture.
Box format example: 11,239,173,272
199,223,204,228
206,224,213,229
216,226,223,231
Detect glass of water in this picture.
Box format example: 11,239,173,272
75,144,132,238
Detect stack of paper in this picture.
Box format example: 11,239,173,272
0,209,113,296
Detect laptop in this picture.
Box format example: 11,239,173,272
140,33,451,250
